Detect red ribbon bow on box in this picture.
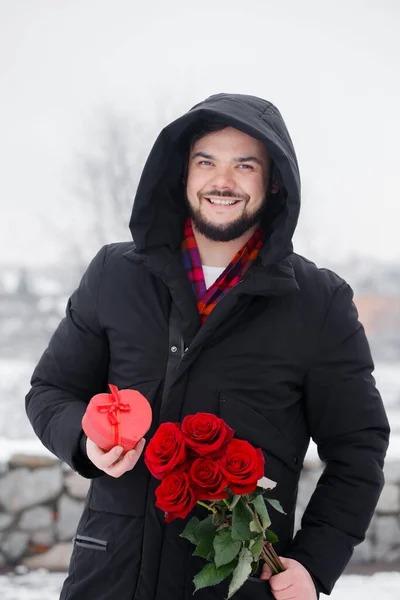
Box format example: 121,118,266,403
96,384,131,446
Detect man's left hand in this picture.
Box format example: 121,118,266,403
260,557,318,600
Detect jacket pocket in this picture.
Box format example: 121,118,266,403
190,571,274,600
218,392,302,479
236,577,275,599
88,379,161,517
61,507,144,600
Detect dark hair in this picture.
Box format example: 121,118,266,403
182,120,228,184
188,119,229,150
182,119,277,193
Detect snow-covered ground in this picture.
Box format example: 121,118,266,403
0,569,400,599
0,570,65,600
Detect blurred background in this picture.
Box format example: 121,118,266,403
0,0,399,597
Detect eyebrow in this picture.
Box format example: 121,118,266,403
191,151,264,167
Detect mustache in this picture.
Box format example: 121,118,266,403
200,189,249,201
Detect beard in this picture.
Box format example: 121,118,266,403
185,191,268,242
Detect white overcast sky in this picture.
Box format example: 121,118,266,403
0,0,399,267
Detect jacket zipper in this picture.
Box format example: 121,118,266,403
73,534,108,551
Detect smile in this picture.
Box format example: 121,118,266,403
204,197,241,206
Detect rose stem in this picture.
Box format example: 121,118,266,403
262,542,285,572
261,548,280,575
267,543,285,572
197,500,217,514
261,546,281,574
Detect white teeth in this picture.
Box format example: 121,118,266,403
206,198,238,205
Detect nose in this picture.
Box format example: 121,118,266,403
208,165,236,190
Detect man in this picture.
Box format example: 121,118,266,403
26,93,390,600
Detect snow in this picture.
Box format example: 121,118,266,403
0,437,54,462
0,569,400,599
331,572,400,599
0,570,65,600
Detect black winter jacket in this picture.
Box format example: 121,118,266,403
26,93,390,600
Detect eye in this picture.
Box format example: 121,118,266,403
238,164,253,170
199,160,212,166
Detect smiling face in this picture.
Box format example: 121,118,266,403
185,126,271,242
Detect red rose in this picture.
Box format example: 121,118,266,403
220,439,265,495
181,413,234,457
155,471,197,522
144,422,187,479
189,458,228,500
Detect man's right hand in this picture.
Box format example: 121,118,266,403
86,437,146,478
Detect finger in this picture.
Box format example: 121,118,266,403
86,438,123,466
134,438,146,456
108,439,146,465
99,445,125,469
270,571,293,591
278,557,291,570
259,563,273,580
104,449,140,478
104,439,146,478
270,589,296,600
106,438,146,464
270,573,293,592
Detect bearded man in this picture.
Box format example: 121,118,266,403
26,93,390,600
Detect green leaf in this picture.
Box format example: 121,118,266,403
252,495,271,529
249,518,263,533
250,560,259,575
265,529,279,544
229,494,241,510
249,534,264,561
216,521,230,533
193,537,214,560
193,537,215,560
193,560,237,593
227,546,253,599
213,528,242,568
195,516,216,538
246,486,266,501
193,516,217,560
266,498,286,515
180,517,200,544
231,498,257,541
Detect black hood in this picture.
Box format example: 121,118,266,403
129,93,301,266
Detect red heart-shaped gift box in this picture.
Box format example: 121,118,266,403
82,384,152,453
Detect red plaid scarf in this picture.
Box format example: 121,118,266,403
181,218,266,324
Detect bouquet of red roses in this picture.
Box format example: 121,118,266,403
144,412,285,598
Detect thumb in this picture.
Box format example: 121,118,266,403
278,556,291,571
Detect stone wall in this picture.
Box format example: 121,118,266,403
0,454,89,570
0,453,399,571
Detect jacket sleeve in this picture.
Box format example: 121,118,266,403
25,246,110,479
285,281,390,594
